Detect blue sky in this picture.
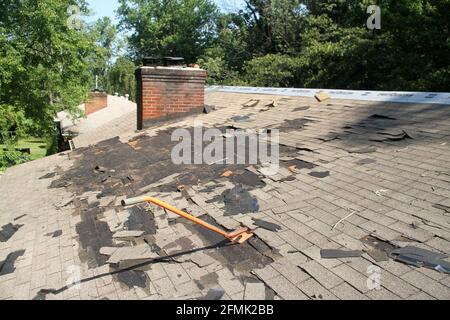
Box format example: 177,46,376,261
86,0,246,23
86,0,120,23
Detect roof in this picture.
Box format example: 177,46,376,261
56,95,137,149
207,86,450,105
1,90,450,300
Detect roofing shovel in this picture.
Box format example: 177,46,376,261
122,196,254,244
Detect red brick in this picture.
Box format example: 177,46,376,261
85,91,107,115
136,67,207,129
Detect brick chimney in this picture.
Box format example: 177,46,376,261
85,91,108,115
135,66,207,130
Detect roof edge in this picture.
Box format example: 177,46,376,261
206,86,450,105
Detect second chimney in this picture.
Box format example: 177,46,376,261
136,62,207,130
85,90,108,116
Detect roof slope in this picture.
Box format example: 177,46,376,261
1,91,450,300
56,95,137,149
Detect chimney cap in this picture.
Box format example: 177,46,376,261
163,56,184,62
142,56,185,67
143,56,159,66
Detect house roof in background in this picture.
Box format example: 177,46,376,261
56,95,136,148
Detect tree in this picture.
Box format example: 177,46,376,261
106,57,137,101
244,54,302,87
220,0,450,91
196,12,251,83
0,0,95,135
231,0,307,56
297,0,450,91
117,0,219,63
87,17,119,89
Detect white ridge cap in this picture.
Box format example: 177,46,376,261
206,86,450,105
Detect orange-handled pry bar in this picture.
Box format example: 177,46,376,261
122,196,254,244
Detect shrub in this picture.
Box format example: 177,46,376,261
197,47,245,86
243,54,303,87
0,140,31,171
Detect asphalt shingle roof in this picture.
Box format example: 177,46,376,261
1,91,449,300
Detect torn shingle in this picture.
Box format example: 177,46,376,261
252,218,282,232
309,171,330,179
356,158,377,165
390,246,450,273
206,186,260,216
201,287,225,300
370,114,397,120
0,250,25,276
0,223,23,243
320,249,363,259
45,230,63,238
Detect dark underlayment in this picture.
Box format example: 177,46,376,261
39,126,291,298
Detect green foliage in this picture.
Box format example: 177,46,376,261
244,54,302,87
296,0,450,91
46,131,60,156
197,53,228,84
294,16,376,89
87,17,120,89
0,104,45,140
118,0,219,63
214,13,253,70
106,57,137,101
197,47,243,85
0,0,94,135
0,0,121,169
0,150,30,171
0,137,31,171
242,0,307,54
200,0,450,91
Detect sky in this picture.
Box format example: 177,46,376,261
86,0,121,23
86,0,246,24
